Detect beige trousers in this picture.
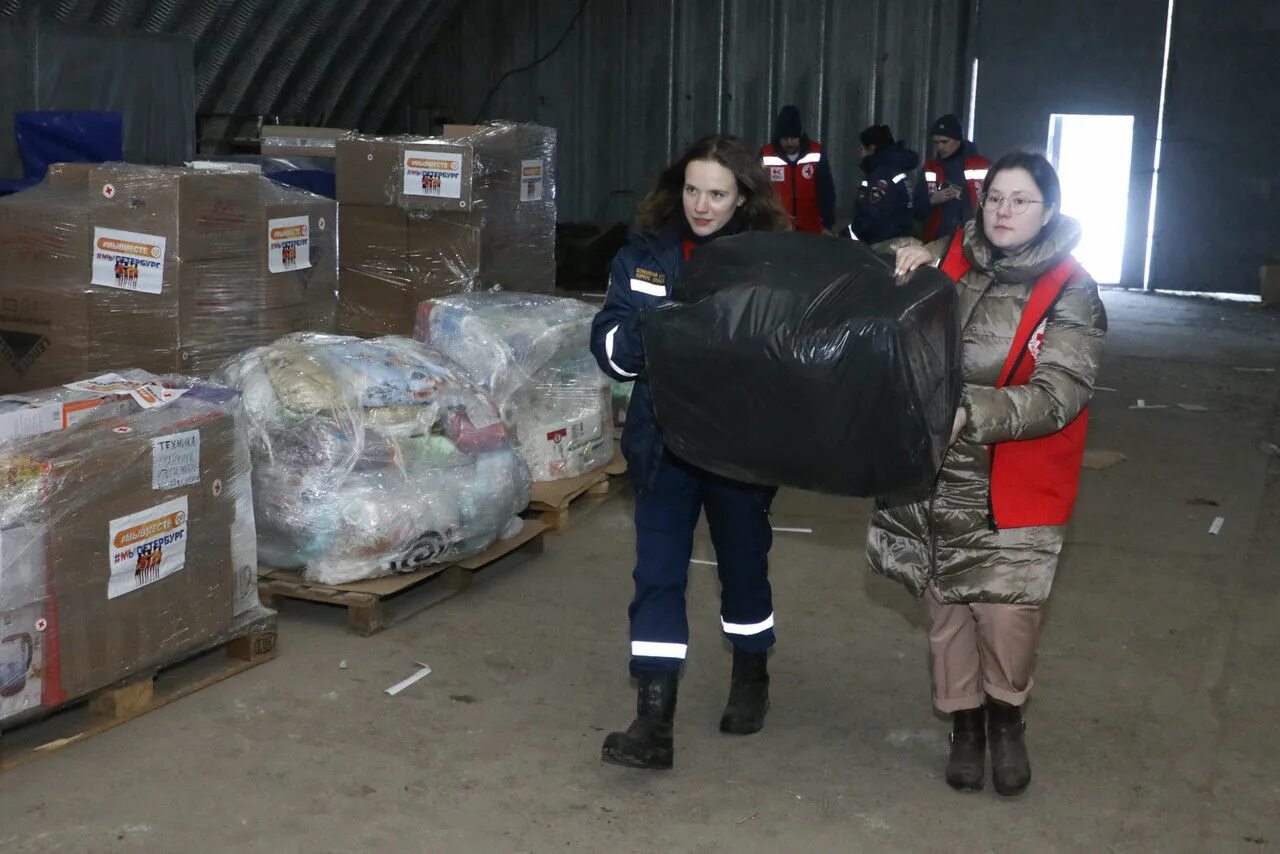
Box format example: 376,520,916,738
925,585,1044,712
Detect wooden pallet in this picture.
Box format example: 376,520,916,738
0,610,277,774
529,453,628,533
257,519,549,636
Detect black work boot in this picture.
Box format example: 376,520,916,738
987,700,1031,796
719,649,769,735
601,672,677,770
945,706,986,792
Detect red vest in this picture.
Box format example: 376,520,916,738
940,230,1087,529
923,155,991,242
760,142,825,234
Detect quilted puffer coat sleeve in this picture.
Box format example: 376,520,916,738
963,274,1107,444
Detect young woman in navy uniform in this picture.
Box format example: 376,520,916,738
590,134,791,770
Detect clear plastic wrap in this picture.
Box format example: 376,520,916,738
0,162,337,394
0,370,265,730
214,333,531,585
414,293,612,482
335,122,557,337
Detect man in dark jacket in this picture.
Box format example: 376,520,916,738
913,114,991,242
853,124,920,243
760,105,836,233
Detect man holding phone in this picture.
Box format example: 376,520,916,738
914,114,991,242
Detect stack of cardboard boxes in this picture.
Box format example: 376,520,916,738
336,122,557,337
0,378,255,728
0,164,337,393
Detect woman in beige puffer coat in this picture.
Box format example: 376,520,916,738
868,152,1106,796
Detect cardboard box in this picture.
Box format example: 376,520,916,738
44,161,96,189
0,525,46,725
337,207,481,337
336,136,474,211
181,301,335,376
0,389,131,444
260,125,348,159
442,123,557,294
337,269,427,338
0,169,338,392
339,204,409,272
1261,263,1280,307
1,395,238,713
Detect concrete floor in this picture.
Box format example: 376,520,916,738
1,291,1278,853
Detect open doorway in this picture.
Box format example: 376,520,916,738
1046,114,1135,284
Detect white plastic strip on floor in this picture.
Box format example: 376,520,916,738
772,527,813,534
385,663,432,696
1209,517,1225,536
604,325,637,378
629,278,666,297
631,641,688,659
722,613,775,636
690,559,717,566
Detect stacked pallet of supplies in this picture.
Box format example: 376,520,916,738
0,372,265,731
0,162,336,392
335,122,557,337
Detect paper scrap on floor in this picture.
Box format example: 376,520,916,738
1082,450,1128,470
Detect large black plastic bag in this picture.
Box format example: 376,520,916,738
641,232,961,497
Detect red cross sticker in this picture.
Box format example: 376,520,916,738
212,479,223,496
102,183,116,199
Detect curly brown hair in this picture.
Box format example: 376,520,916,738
635,134,792,236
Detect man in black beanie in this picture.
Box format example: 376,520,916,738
914,113,991,242
760,105,836,234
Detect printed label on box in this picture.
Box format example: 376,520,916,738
0,401,62,443
267,216,311,274
91,228,167,294
0,603,44,724
63,397,132,429
545,415,601,458
403,149,463,199
107,496,189,599
64,373,187,410
152,430,201,490
520,160,545,202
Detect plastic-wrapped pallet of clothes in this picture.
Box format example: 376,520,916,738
214,333,532,585
414,293,612,482
642,232,962,498
0,370,266,730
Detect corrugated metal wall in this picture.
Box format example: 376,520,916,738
1150,0,1280,294
416,0,973,222
0,0,460,141
971,0,1168,288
